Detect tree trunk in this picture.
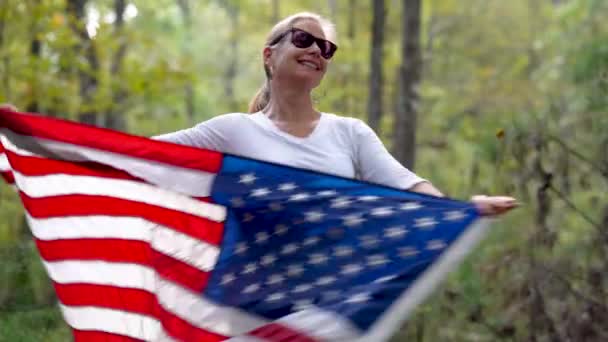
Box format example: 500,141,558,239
328,0,337,19
177,0,196,126
66,0,100,125
367,0,385,133
271,0,279,23
347,0,356,40
392,0,422,169
26,0,42,113
224,3,239,112
105,0,128,130
0,1,11,99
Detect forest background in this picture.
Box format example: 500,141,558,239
0,0,606,341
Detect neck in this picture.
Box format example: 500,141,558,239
263,80,319,122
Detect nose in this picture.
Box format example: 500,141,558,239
306,42,323,57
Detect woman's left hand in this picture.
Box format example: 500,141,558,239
471,195,518,216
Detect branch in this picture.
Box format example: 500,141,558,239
537,263,608,340
547,134,608,179
540,264,605,310
548,184,602,230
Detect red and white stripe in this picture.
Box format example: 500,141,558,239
0,110,363,341
0,139,14,184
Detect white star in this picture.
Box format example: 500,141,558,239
243,213,255,222
278,182,297,191
400,202,422,211
266,274,285,285
327,227,345,239
384,226,408,239
292,284,313,293
286,264,305,277
281,243,299,255
445,210,467,221
367,254,390,267
242,262,257,274
343,214,365,227
414,217,438,229
398,246,419,258
269,202,284,211
289,193,311,202
266,292,286,302
427,239,447,251
345,292,371,304
251,188,271,197
334,246,354,257
308,253,329,265
304,210,325,222
360,235,380,249
341,263,363,275
243,283,260,294
303,236,321,246
374,275,397,284
316,276,337,286
260,253,277,266
274,224,289,235
331,197,352,208
220,273,236,285
255,232,270,244
235,242,248,255
322,290,341,301
238,173,257,185
292,299,313,310
317,190,337,197
358,195,380,202
371,207,394,217
230,197,245,208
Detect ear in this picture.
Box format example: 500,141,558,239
263,47,273,65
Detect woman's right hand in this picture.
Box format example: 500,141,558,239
0,103,18,111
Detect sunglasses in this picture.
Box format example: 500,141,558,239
270,28,338,60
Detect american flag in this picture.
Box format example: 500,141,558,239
0,109,489,342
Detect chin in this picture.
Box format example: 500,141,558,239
292,72,324,88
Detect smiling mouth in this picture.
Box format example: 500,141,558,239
298,60,320,71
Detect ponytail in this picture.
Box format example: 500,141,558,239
247,80,271,113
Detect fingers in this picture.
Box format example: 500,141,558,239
472,195,519,216
0,103,18,111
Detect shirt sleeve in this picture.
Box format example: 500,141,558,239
151,114,235,152
352,119,426,190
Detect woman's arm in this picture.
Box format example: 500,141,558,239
352,119,517,216
352,119,427,190
409,181,444,197
411,181,518,216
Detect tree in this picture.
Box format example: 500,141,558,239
106,0,128,130
221,0,240,112
367,0,385,133
392,0,422,170
177,0,196,126
66,0,100,125
26,0,42,113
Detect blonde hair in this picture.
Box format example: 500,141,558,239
247,12,336,113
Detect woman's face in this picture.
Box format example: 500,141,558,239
264,19,333,90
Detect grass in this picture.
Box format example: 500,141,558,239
0,306,70,342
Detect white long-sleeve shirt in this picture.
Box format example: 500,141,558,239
154,112,425,190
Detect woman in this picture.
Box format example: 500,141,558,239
153,12,516,216
1,12,516,215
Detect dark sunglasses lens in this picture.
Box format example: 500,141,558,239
320,42,337,59
291,29,337,59
291,31,315,48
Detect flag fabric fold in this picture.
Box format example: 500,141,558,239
0,109,490,342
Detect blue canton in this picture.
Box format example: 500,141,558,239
205,155,479,330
